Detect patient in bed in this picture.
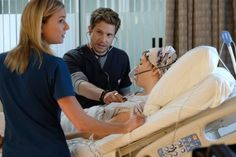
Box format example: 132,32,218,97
61,46,177,139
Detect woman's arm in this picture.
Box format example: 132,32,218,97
58,96,145,138
65,111,132,140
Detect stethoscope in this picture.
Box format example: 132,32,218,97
86,33,119,90
86,32,117,57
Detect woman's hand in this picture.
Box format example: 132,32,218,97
124,114,145,132
92,114,145,139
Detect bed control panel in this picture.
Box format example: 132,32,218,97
157,133,201,157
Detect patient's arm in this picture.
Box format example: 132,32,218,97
108,112,131,123
91,112,132,139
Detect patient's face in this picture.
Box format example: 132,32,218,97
138,55,153,70
135,55,154,86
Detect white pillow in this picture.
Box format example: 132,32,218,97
161,67,235,120
143,46,219,116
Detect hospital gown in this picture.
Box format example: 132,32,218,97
61,94,148,134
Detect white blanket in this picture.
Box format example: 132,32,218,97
61,94,148,134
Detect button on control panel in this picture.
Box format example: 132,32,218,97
157,133,201,157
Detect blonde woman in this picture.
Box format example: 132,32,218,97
0,0,144,156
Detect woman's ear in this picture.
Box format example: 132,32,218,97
151,67,159,75
157,69,164,79
152,68,163,78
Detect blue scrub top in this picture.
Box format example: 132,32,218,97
0,50,74,157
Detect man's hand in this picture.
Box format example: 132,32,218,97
103,91,126,104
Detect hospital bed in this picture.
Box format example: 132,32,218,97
65,43,236,156
67,94,236,157
1,95,235,157
1,35,236,157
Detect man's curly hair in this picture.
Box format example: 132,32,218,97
90,7,121,34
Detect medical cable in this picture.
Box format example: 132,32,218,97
219,43,231,72
171,84,202,145
171,31,236,147
87,134,101,157
134,69,153,76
